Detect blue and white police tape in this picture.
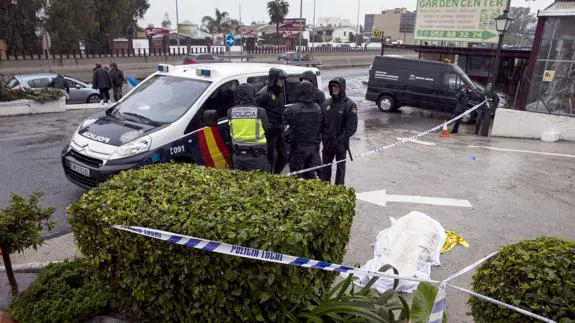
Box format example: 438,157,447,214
287,100,489,177
111,225,439,284
113,225,558,322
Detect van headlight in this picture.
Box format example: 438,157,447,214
110,136,152,160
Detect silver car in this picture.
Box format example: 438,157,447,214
8,73,102,104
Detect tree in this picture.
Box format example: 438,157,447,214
224,19,242,34
161,12,171,29
349,32,355,43
267,0,289,43
201,8,230,42
0,192,55,296
504,7,537,47
0,0,44,53
44,0,98,53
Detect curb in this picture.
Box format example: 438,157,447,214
0,261,62,274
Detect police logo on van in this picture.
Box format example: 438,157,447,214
82,132,111,143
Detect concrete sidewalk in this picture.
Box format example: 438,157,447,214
0,233,80,271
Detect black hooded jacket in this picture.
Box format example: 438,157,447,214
255,68,287,129
284,82,324,145
300,70,326,107
229,83,269,131
322,77,358,147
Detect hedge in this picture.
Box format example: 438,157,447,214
9,259,108,323
68,163,356,322
469,237,575,322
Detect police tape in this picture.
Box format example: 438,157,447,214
287,100,489,177
113,225,556,323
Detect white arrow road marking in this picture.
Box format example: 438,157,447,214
357,190,472,208
396,137,436,146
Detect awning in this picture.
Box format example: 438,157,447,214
538,1,575,17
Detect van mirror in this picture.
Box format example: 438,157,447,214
203,109,218,127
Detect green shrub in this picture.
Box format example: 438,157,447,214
68,163,356,322
0,82,64,103
9,259,108,323
469,237,575,322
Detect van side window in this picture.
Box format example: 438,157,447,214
444,74,463,90
247,76,268,92
185,80,239,133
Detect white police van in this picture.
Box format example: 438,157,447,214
61,63,322,188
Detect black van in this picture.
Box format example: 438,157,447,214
366,56,481,120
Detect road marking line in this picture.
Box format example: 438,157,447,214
468,145,575,159
396,137,436,146
357,190,472,208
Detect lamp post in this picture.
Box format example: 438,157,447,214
481,8,513,136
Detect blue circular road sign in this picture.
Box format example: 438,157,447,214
225,34,235,47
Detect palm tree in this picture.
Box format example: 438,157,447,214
267,0,289,43
224,19,242,34
201,9,229,43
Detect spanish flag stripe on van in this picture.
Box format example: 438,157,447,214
209,127,230,166
203,127,227,168
197,129,215,167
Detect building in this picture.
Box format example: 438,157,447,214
177,22,211,39
316,17,353,28
313,26,357,43
364,14,375,35
370,8,416,44
520,0,575,115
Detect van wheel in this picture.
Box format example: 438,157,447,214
377,95,395,112
461,111,475,124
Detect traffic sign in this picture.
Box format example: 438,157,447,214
372,29,382,38
225,34,235,47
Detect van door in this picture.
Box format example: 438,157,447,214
403,71,440,110
437,70,464,112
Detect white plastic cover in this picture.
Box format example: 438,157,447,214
541,131,560,142
350,211,446,293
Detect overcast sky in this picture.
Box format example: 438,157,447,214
140,0,553,27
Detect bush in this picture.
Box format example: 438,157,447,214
68,164,356,322
469,237,575,322
9,259,108,323
0,79,64,103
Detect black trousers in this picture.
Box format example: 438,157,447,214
265,128,287,174
99,88,110,103
232,153,270,172
475,109,485,135
289,144,321,179
321,143,347,185
451,114,462,134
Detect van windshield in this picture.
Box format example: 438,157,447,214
453,65,476,89
115,75,211,124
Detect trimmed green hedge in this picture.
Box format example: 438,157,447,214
9,259,108,323
68,164,356,322
470,237,575,322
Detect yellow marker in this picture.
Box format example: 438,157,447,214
442,230,470,253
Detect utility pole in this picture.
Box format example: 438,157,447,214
355,0,360,45
175,0,180,49
240,4,243,62
311,0,316,60
298,0,303,51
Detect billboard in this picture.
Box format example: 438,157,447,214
279,18,306,32
414,0,506,43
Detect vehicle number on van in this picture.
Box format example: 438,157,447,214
170,145,185,155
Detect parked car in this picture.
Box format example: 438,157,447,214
366,56,484,123
8,73,101,104
277,51,310,62
183,53,224,64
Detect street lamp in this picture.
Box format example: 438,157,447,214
480,9,513,136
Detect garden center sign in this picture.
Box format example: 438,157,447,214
414,0,506,43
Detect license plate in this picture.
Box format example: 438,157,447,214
69,162,90,177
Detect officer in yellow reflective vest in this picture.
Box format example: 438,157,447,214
228,83,270,172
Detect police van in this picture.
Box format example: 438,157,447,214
61,63,322,188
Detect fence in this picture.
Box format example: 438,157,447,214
0,44,417,61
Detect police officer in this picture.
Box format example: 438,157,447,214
321,77,358,185
451,86,472,134
228,83,270,172
284,82,324,179
300,70,326,106
255,68,288,174
475,86,491,135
